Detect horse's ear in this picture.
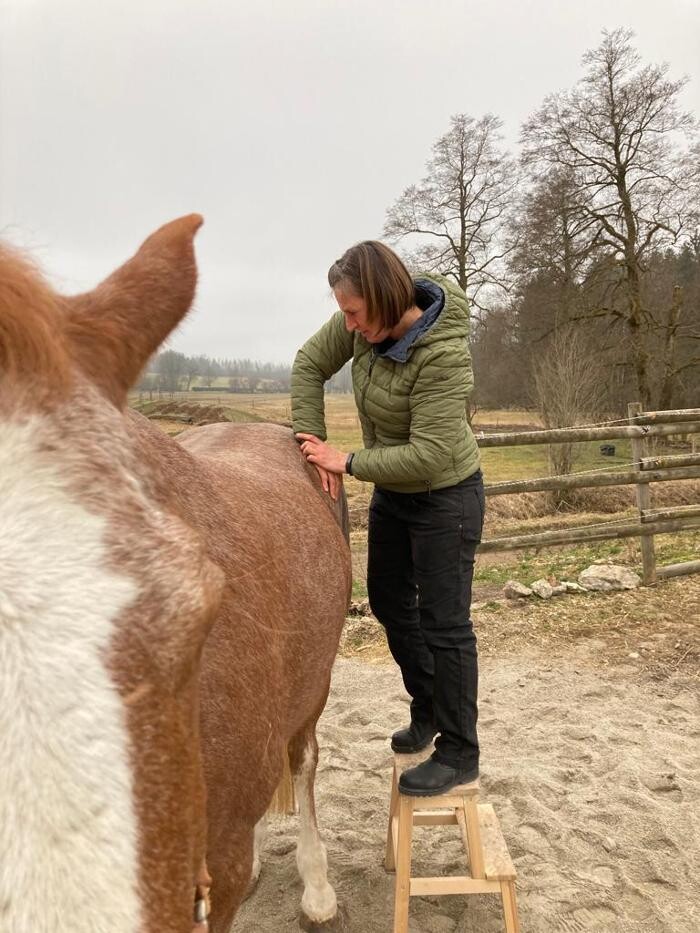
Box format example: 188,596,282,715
64,214,204,406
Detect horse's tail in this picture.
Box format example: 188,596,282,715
268,744,296,815
337,483,350,546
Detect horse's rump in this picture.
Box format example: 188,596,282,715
177,420,350,542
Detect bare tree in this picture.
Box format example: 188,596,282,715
532,327,607,505
512,169,597,329
645,240,700,410
522,28,699,408
184,356,201,391
199,355,217,388
470,304,524,409
384,113,519,314
156,349,187,393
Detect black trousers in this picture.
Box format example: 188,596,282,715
367,471,485,769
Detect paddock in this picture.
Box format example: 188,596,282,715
234,577,699,933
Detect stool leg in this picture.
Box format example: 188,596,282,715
500,880,520,933
463,798,484,879
385,766,399,871
393,794,414,933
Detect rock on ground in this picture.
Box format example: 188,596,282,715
503,580,533,599
530,578,554,599
579,565,641,591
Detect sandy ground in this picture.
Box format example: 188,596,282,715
233,640,699,933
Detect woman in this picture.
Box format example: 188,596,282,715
292,241,484,796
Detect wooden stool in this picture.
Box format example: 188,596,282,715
385,747,520,933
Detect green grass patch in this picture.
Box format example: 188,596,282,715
479,439,635,485
475,529,700,586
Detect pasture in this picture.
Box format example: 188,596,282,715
136,392,700,933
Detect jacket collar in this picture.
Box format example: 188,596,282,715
376,279,445,363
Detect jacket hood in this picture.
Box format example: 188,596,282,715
376,273,469,363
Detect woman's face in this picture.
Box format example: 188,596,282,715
334,285,392,343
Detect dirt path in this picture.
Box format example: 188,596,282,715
233,640,699,932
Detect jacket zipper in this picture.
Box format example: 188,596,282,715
363,351,430,493
361,351,377,411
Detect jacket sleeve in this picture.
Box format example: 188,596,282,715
350,342,473,485
291,311,355,441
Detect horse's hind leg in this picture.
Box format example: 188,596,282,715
288,720,343,930
250,815,267,892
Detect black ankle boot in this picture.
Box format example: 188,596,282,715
398,756,479,796
390,719,437,754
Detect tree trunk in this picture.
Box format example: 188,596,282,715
657,285,683,411
618,161,652,409
624,258,652,409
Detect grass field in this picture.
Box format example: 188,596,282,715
133,390,646,483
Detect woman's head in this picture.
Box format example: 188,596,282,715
328,241,415,342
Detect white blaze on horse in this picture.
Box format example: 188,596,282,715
0,216,351,933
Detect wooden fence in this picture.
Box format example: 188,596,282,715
477,404,700,585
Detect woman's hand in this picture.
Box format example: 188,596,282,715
314,465,342,501
296,433,348,500
296,433,348,472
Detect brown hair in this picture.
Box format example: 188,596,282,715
327,241,415,329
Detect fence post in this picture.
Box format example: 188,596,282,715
628,401,657,585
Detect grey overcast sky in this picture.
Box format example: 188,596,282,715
1,0,698,363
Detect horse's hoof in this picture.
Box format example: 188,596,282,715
299,904,349,932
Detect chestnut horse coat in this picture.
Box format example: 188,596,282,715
129,414,351,926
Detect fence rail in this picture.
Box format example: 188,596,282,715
478,404,700,585
476,419,700,448
485,465,700,497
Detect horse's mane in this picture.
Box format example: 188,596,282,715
0,245,72,391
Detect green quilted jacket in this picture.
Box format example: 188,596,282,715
291,273,480,493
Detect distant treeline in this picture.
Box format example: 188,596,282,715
137,351,351,394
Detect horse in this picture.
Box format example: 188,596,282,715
0,215,352,933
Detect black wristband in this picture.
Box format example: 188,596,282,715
345,452,355,476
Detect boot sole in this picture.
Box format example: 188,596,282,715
398,767,480,797
390,734,437,755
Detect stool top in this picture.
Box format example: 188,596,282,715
391,743,436,769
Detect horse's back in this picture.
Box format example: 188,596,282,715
177,420,294,467
178,421,350,541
